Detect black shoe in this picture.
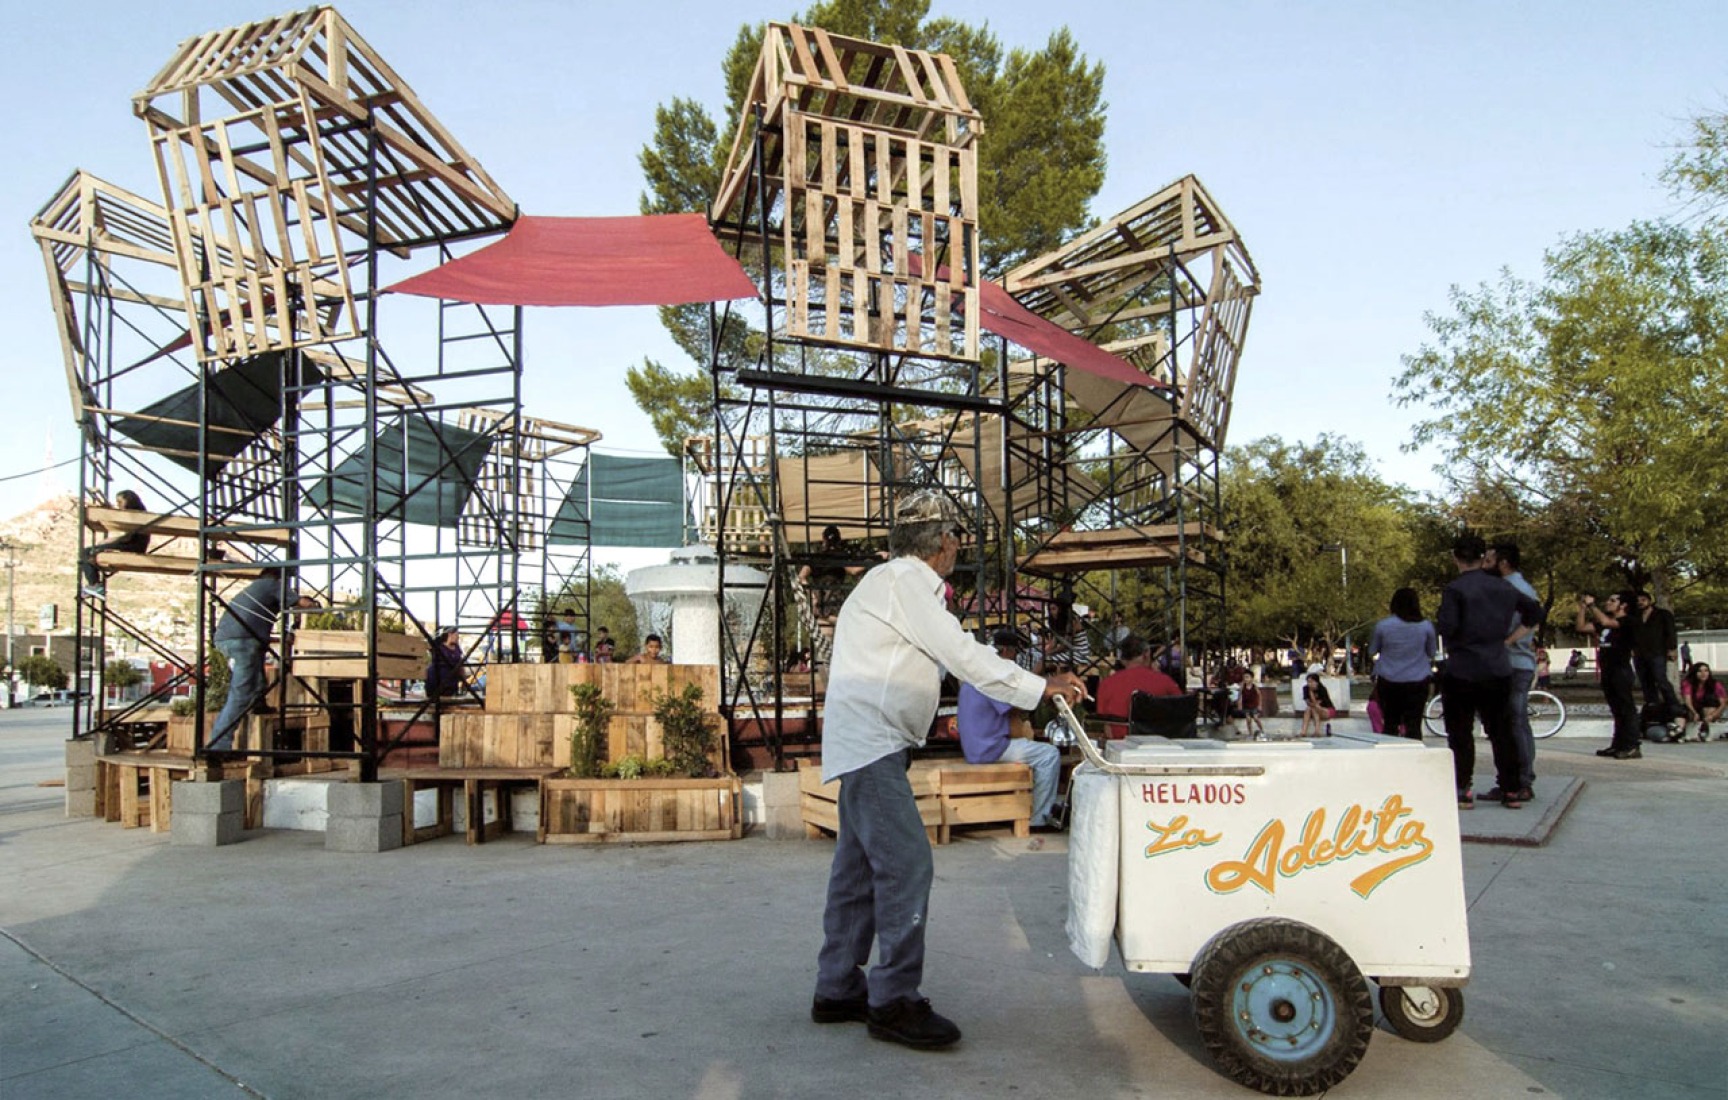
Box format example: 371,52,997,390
1595,747,1618,757
1612,746,1643,760
867,997,962,1049
811,994,869,1024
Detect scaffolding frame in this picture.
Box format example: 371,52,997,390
32,7,597,784
697,25,1260,768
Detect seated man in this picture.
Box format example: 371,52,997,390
955,628,1060,829
1095,635,1184,738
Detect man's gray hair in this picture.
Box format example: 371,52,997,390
889,488,963,559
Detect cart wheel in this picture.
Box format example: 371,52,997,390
1189,918,1374,1097
1378,984,1464,1043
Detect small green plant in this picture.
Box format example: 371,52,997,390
612,754,646,781
566,682,613,778
204,645,230,713
650,683,718,779
169,698,197,717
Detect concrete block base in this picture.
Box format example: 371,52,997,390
758,769,807,840
325,781,404,853
65,739,96,818
171,779,246,847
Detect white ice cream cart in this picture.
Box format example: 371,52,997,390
1058,699,1470,1096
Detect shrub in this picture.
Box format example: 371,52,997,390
650,683,717,779
566,682,612,778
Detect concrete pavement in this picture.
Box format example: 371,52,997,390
2,708,1725,1099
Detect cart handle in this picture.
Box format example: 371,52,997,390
1055,696,1266,778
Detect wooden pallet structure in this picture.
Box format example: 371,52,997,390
33,7,609,800
711,22,984,361
132,4,514,362
409,663,742,845
994,177,1261,667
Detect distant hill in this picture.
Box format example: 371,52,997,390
0,495,199,653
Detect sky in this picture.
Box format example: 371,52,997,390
3,0,1724,571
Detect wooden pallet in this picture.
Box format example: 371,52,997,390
935,761,1032,844
797,758,942,844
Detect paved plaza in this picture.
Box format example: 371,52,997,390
2,708,1724,1099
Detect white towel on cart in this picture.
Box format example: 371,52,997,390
1065,767,1120,968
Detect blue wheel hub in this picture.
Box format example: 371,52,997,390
1229,957,1336,1061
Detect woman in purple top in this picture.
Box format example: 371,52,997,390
1368,587,1437,741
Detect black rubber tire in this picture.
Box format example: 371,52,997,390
1189,918,1374,1097
1378,984,1465,1043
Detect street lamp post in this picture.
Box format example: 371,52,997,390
1319,542,1350,679
1,537,15,708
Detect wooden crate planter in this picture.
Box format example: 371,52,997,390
797,759,941,844
539,776,742,844
291,629,425,680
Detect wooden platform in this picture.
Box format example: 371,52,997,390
1019,524,1218,573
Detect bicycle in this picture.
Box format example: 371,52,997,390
1422,689,1566,738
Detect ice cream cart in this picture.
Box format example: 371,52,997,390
1058,698,1471,1096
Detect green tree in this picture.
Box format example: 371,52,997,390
17,654,68,690
103,659,145,698
540,564,642,658
628,0,1108,454
1661,106,1728,216
1393,220,1728,601
1221,435,1418,663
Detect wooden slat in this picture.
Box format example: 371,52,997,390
91,551,265,579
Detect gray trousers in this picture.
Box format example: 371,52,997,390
814,749,932,1007
1506,667,1535,791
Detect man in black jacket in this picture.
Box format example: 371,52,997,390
1629,590,1681,728
1435,534,1544,810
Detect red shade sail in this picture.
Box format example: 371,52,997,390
386,214,759,307
978,280,1163,390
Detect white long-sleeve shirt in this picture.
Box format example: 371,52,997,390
820,556,1046,781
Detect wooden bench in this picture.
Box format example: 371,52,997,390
385,766,561,845
90,549,265,579
85,506,294,546
797,759,1032,844
935,761,1032,844
798,759,942,843
94,752,263,832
